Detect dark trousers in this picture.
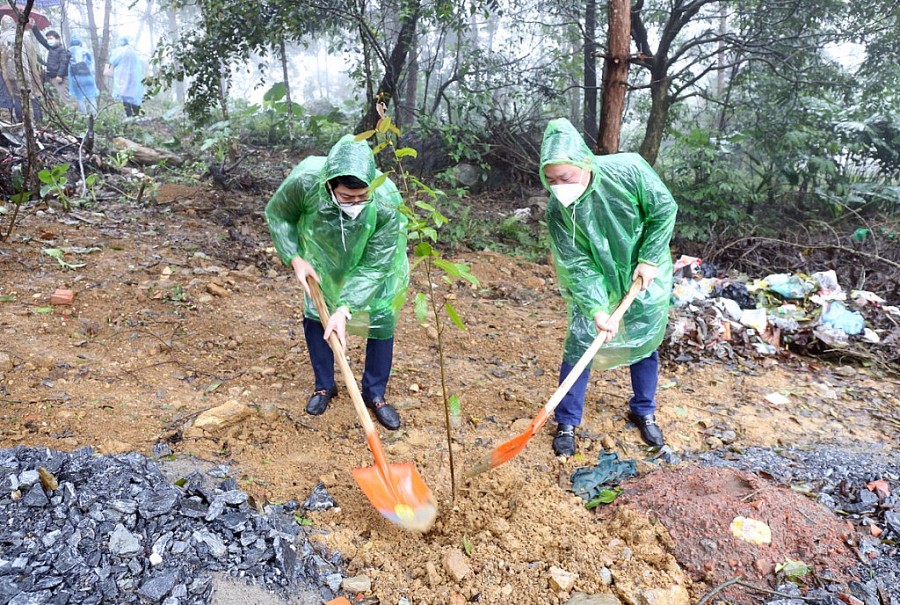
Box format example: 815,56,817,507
123,102,140,117
302,318,393,401
554,351,659,426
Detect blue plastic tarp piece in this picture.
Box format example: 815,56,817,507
571,451,637,501
820,301,865,335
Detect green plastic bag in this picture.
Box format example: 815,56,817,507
540,118,677,369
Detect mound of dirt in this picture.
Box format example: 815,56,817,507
614,465,859,604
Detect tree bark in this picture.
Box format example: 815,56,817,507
638,72,669,165
83,0,101,90
9,0,38,195
583,0,598,149
279,36,294,143
165,7,185,102
399,35,418,128
356,0,421,131
97,0,112,91
597,0,630,155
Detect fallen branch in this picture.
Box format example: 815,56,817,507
696,575,742,605
718,236,900,271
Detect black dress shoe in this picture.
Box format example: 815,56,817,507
305,387,337,415
365,397,401,430
627,412,665,447
552,423,576,456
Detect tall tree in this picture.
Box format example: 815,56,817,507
597,0,630,154
582,0,598,148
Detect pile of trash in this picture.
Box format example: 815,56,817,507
664,256,900,369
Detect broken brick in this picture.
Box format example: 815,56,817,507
50,289,74,305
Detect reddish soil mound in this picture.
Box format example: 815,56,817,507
612,465,859,603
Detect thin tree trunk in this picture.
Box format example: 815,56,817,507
357,0,421,131
638,73,668,165
166,7,184,102
96,0,112,91
84,0,101,76
583,0,598,148
9,0,38,195
279,36,294,143
399,36,418,127
598,0,630,155
59,0,71,43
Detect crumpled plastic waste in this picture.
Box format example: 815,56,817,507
820,301,865,335
672,277,717,308
812,270,846,301
571,451,637,501
766,273,816,299
730,516,772,545
740,308,768,332
715,297,743,322
713,281,756,309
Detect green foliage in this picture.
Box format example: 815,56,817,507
584,487,622,510
38,164,71,211
775,558,812,582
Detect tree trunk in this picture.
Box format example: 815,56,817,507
638,73,669,165
279,36,295,143
597,0,630,155
399,36,418,127
84,0,101,83
10,0,38,195
165,7,185,102
357,0,422,131
97,0,112,91
583,0,598,149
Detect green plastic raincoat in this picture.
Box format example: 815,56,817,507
265,134,409,340
540,118,676,370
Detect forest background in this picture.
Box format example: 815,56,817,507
2,0,900,290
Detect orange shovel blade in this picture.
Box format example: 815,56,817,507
351,462,438,532
467,406,552,477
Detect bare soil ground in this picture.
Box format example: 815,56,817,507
1,185,898,604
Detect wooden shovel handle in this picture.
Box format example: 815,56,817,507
532,278,644,434
305,278,382,443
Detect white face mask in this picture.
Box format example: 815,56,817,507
550,169,587,208
337,201,367,220
330,190,368,220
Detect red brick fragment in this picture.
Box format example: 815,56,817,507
50,289,74,305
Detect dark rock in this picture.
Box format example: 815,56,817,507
152,443,173,458
303,482,336,512
138,488,179,519
108,524,141,555
21,486,49,507
8,590,52,605
138,571,178,602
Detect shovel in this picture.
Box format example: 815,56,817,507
306,278,438,532
468,278,644,476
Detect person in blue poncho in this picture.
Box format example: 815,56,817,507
108,36,142,117
67,36,98,114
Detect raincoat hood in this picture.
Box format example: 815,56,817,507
539,118,597,192
118,36,129,46
322,134,377,187
69,37,82,47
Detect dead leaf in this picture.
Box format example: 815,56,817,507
867,478,890,499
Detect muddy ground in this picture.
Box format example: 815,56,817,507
1,184,898,605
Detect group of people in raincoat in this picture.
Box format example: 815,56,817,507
0,14,143,120
266,118,677,455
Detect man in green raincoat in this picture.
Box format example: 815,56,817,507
540,118,676,455
266,134,409,430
